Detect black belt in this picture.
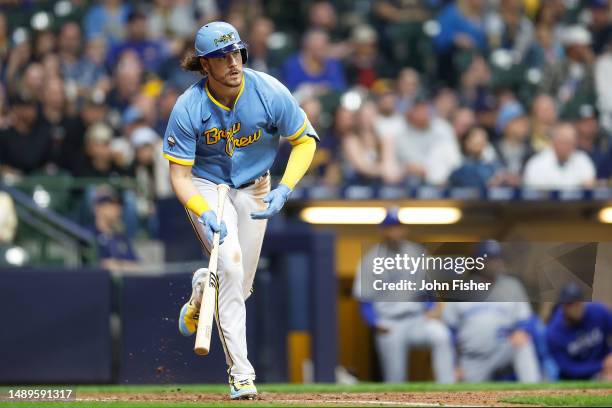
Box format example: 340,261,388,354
236,171,269,189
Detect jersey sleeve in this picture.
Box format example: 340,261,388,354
267,76,312,143
163,99,197,166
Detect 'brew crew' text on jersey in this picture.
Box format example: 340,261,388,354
163,68,311,188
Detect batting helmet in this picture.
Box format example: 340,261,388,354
195,22,248,64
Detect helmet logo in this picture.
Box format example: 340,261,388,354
214,32,236,47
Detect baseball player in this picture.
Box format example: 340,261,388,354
352,209,455,383
442,241,541,383
163,22,318,399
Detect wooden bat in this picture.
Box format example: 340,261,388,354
194,184,230,355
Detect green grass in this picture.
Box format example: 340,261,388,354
501,395,612,407
0,382,609,407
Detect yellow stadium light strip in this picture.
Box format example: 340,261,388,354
300,207,387,224
398,207,462,224
598,207,612,223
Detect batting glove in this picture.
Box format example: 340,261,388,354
250,184,292,220
199,210,227,245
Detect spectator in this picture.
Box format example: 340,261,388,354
131,126,163,229
587,0,612,55
486,0,535,63
106,9,167,72
344,25,392,89
306,0,350,59
0,93,50,176
457,55,496,127
40,77,81,171
395,95,459,185
33,29,56,61
91,185,139,272
107,51,143,112
523,122,596,189
395,68,421,114
449,126,501,188
529,94,558,152
571,104,610,179
281,29,347,94
340,101,395,184
443,240,541,383
546,283,612,380
540,25,596,119
526,23,564,68
353,209,455,383
434,88,460,122
147,0,198,40
245,17,278,75
84,0,130,45
5,40,32,96
154,85,179,137
72,121,124,178
19,63,45,102
434,0,488,86
494,101,531,185
58,22,106,93
0,14,9,62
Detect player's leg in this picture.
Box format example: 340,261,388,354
409,316,455,384
233,173,271,298
375,321,409,382
460,356,495,382
187,178,257,384
511,339,541,383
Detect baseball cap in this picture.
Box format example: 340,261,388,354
496,101,525,134
94,185,121,205
131,126,159,148
562,26,592,46
122,106,144,126
380,207,401,227
558,282,584,303
86,122,113,143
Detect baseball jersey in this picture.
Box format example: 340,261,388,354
546,302,612,379
443,300,532,357
162,68,313,188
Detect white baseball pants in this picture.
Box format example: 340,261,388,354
187,173,270,380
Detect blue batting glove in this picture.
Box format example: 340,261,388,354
250,184,292,220
198,210,227,245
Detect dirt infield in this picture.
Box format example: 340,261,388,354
78,388,611,406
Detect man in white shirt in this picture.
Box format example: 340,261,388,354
395,95,460,185
523,122,596,189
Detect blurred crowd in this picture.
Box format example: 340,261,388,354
1,0,612,233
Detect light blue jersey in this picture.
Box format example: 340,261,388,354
163,68,314,188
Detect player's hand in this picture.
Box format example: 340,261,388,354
250,184,292,220
199,210,227,245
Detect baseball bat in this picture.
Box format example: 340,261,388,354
194,184,230,355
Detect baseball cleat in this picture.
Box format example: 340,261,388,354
229,377,258,400
178,268,208,337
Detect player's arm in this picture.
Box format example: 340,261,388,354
251,77,318,220
164,101,226,243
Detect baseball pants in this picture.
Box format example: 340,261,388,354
375,315,455,383
460,340,541,383
187,173,271,380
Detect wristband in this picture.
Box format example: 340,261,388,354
186,194,210,217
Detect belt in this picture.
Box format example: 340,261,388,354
236,171,270,189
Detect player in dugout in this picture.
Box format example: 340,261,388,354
162,22,318,399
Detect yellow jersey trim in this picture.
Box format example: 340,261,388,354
205,75,245,111
164,153,195,166
286,117,308,142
